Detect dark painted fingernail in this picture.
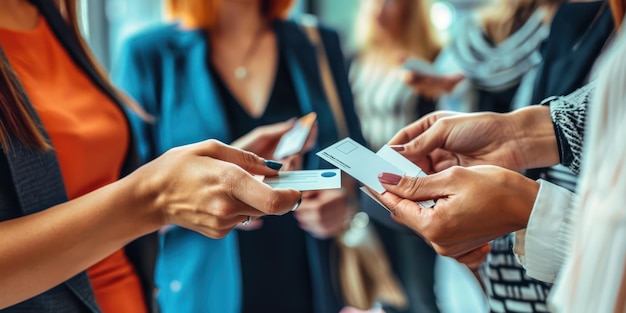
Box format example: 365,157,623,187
291,198,302,211
389,145,405,152
264,160,283,170
378,172,402,185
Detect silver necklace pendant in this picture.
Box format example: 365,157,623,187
235,66,248,80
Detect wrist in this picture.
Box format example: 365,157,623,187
507,106,559,170
505,170,540,230
119,169,168,233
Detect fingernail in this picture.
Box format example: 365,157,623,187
291,198,302,211
389,145,405,152
264,160,283,170
378,172,402,185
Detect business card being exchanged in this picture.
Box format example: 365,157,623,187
273,112,317,159
259,169,341,191
316,138,435,210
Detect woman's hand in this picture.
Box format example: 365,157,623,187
231,119,318,161
403,71,464,99
131,139,302,238
294,189,350,239
371,165,539,259
388,106,558,174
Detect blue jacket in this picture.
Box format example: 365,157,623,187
114,19,365,313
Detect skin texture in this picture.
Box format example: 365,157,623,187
0,2,302,306
373,165,539,258
369,106,557,264
0,139,301,309
388,106,559,173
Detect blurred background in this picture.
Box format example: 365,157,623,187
78,0,487,71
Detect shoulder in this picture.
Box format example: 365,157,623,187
120,23,194,55
278,16,341,43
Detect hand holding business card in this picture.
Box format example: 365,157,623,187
273,112,317,159
317,138,435,211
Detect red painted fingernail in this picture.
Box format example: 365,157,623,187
378,172,402,185
389,145,405,152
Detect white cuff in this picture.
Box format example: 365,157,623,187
513,179,577,283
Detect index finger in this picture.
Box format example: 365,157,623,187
191,139,283,176
388,112,459,162
388,111,454,145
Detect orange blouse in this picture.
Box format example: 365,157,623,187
0,17,147,313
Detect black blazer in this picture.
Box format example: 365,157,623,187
0,0,158,312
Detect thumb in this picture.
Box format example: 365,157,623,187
191,139,283,176
378,171,449,202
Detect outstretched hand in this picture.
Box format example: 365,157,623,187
388,106,558,174
132,139,302,238
371,165,538,259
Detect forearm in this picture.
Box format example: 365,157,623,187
506,105,560,170
0,174,161,309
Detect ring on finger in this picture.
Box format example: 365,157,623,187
242,215,252,225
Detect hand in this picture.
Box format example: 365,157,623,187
388,106,558,173
231,119,318,160
372,165,539,258
403,71,464,99
456,244,491,271
294,189,349,239
340,307,385,313
132,139,302,238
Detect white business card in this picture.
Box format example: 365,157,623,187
273,112,317,159
316,138,435,210
261,169,341,191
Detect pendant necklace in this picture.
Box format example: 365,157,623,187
234,26,266,80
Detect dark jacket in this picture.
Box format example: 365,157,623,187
113,19,365,313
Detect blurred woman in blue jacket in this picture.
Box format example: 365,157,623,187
113,0,365,312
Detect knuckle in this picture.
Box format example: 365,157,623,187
241,150,259,166
447,166,465,178
263,192,283,215
402,176,424,197
210,200,232,219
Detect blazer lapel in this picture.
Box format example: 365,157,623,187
167,29,232,143
1,47,100,312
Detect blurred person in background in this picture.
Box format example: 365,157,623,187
406,0,615,312
347,0,445,312
0,0,301,312
114,0,365,312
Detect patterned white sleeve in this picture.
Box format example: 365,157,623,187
548,82,595,174
513,179,578,283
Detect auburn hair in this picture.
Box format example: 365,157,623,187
164,0,294,29
0,0,147,151
610,0,625,28
354,0,441,63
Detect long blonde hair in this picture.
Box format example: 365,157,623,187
354,0,441,62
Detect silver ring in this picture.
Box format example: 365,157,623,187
242,216,252,225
